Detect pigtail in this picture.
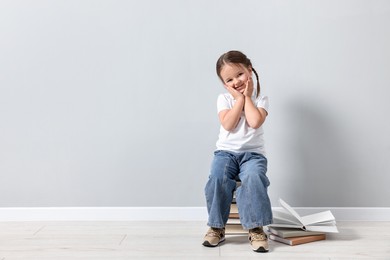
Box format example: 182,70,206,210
252,67,261,98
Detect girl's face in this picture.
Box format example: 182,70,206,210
220,63,252,94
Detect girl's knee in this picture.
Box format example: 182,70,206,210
242,171,270,188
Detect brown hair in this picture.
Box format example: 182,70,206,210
216,50,261,97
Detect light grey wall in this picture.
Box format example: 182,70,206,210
1,0,389,207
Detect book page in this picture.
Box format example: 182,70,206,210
305,225,339,233
300,210,335,226
272,209,301,225
269,223,306,230
279,198,304,225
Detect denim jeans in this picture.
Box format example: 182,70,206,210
205,150,273,230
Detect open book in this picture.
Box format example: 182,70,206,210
269,198,338,233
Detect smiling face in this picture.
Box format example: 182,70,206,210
219,63,252,94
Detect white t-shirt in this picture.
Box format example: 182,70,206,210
216,93,269,155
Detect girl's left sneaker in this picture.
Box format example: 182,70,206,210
248,227,269,252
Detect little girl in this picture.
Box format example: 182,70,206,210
203,50,273,253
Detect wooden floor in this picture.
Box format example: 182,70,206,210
0,221,389,259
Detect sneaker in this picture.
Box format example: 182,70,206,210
248,227,269,252
202,227,225,247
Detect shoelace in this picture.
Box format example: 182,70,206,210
207,228,224,238
249,228,267,241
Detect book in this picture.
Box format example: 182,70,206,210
230,203,238,214
269,233,326,246
268,226,325,238
270,198,338,233
229,212,239,219
225,224,246,234
226,218,241,224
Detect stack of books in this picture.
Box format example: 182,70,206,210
225,181,246,234
268,226,326,246
268,198,338,246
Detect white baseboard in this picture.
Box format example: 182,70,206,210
0,207,208,222
0,207,389,221
282,207,390,221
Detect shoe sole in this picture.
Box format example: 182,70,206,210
252,246,269,253
202,237,225,247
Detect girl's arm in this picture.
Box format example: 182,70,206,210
244,97,267,129
243,77,267,129
219,87,245,131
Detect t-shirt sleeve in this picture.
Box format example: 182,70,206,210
256,96,270,113
217,94,231,113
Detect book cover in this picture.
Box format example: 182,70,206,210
229,212,240,219
268,226,325,238
269,233,326,246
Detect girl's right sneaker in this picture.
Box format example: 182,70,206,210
202,227,225,247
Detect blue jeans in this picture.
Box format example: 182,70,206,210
205,150,273,230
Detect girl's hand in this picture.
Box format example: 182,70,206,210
225,84,244,101
243,77,253,97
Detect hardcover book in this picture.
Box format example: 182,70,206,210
270,198,338,233
268,226,325,238
269,233,326,246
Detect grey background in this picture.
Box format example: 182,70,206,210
1,0,389,207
